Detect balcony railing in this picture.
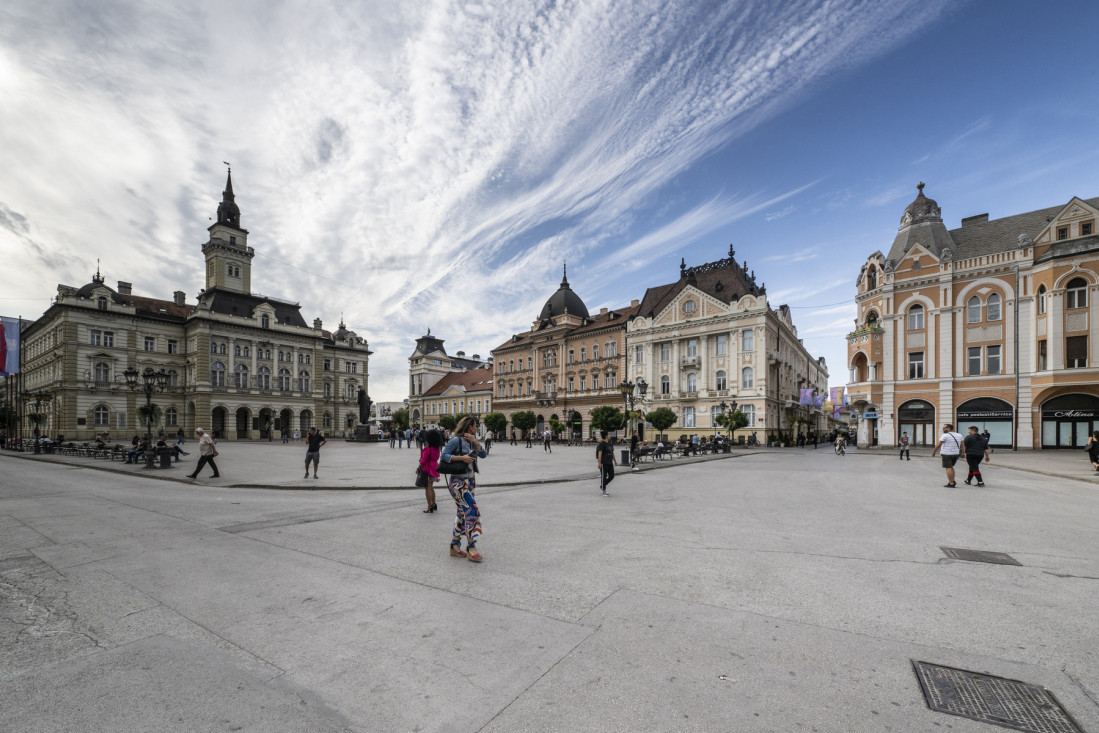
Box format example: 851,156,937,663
680,356,700,367
846,325,884,341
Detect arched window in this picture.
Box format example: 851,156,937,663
97,296,108,310
94,362,110,382
218,343,226,355
164,407,178,427
660,375,670,394
687,373,697,392
865,311,879,328
1037,285,1047,314
593,343,600,360
907,304,924,330
210,362,225,386
580,347,587,362
1066,278,1088,309
347,383,356,400
257,366,270,390
210,342,218,354
167,369,179,387
278,368,291,391
715,370,727,390
234,364,248,388
298,370,311,393
967,296,982,323
867,266,877,290
234,345,241,357
742,367,754,389
94,405,110,426
987,293,1001,321
323,381,331,397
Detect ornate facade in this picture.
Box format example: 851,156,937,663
846,184,1099,449
407,331,489,428
17,173,372,441
628,248,829,438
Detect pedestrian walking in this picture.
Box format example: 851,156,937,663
282,430,289,444
304,426,326,480
630,433,640,471
441,416,488,562
1086,430,1099,475
176,428,185,446
898,431,911,460
980,429,993,455
596,429,616,496
484,433,492,454
186,428,220,479
405,428,413,448
543,429,552,452
525,430,533,448
417,428,442,513
510,430,517,446
930,423,964,487
390,429,397,448
293,428,300,442
962,426,990,486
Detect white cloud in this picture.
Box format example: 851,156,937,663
0,0,951,399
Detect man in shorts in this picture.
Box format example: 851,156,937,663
930,423,964,487
595,429,617,496
304,427,326,481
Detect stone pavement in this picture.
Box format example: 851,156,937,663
1,446,1097,732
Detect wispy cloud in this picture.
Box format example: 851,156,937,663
764,246,817,263
0,0,952,399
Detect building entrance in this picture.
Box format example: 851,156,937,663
1041,394,1099,448
956,397,1013,449
897,400,935,446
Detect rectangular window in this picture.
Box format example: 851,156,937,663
167,340,178,354
986,345,1001,375
165,410,178,427
686,339,698,358
568,376,574,392
967,346,982,376
1067,287,1087,310
90,329,101,346
117,412,127,429
635,345,644,364
1057,226,1069,240
660,343,670,362
1038,339,1047,370
683,407,695,428
103,332,114,347
568,350,574,364
580,376,587,391
716,334,727,355
742,330,754,351
324,359,331,371
907,309,924,330
144,336,155,352
1082,221,1094,236
1066,336,1088,368
908,352,924,379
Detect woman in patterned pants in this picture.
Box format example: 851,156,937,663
440,416,488,562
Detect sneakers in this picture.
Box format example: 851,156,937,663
304,472,309,479
602,491,609,496
964,479,972,485
944,483,956,487
976,482,985,487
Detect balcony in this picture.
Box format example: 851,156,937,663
846,325,884,343
680,356,700,368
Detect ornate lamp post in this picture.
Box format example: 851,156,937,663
22,390,53,454
123,366,170,468
617,376,648,440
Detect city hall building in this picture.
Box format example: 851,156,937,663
846,184,1099,449
16,173,372,441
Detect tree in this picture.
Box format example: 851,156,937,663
716,409,748,433
136,403,162,431
437,414,458,432
590,405,625,434
548,417,564,437
483,412,507,437
511,410,537,436
392,407,410,431
645,407,678,437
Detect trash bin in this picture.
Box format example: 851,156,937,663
620,449,631,465
158,447,173,468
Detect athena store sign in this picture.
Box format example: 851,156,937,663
1042,409,1098,419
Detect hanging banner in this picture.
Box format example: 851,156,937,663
0,317,20,377
799,388,814,405
833,404,843,419
812,394,826,408
829,386,844,406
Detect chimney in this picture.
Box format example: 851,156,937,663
117,281,132,295
599,307,608,315
173,290,185,306
631,299,639,307
961,213,989,227
313,318,323,330
456,350,465,357
472,354,480,360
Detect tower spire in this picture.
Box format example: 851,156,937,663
216,165,241,228
561,260,569,287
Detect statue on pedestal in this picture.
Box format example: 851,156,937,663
357,387,373,425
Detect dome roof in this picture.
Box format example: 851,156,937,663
900,182,941,227
538,264,589,320
333,319,352,340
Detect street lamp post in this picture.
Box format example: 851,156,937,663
124,366,170,468
22,390,53,454
617,376,648,453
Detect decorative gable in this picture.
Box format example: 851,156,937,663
1034,197,1098,244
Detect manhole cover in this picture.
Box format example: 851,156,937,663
913,661,1083,732
940,547,1022,565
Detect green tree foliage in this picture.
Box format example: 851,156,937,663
483,412,507,436
548,417,564,436
510,411,537,434
645,407,678,434
136,404,162,430
437,414,458,432
392,407,410,431
716,410,749,432
590,405,626,433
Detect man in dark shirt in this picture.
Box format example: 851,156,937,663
304,427,326,480
962,426,990,486
596,429,617,496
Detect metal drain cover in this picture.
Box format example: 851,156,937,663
913,661,1083,732
941,546,1022,565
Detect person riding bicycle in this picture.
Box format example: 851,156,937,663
834,433,847,454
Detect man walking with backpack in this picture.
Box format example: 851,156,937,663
930,423,964,487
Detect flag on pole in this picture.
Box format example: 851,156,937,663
0,317,20,377
799,388,814,405
812,394,825,408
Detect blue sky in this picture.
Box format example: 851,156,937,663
2,0,1097,401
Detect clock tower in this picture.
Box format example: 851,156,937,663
202,169,254,294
